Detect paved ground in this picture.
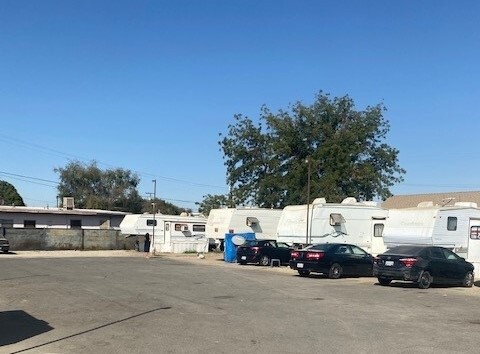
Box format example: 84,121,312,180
1,251,480,354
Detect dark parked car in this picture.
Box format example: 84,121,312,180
0,237,9,253
289,243,374,278
236,240,292,266
373,245,475,289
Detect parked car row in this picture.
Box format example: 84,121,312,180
235,240,475,289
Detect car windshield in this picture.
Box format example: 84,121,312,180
243,241,260,247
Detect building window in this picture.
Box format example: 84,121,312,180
146,219,157,226
374,223,384,237
24,220,36,228
70,220,82,228
193,224,206,232
447,217,457,231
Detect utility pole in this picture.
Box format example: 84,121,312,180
305,159,311,245
151,179,157,255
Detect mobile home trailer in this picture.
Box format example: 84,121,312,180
120,213,208,253
206,208,283,247
276,197,388,255
383,201,480,275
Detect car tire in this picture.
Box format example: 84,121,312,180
259,255,270,266
328,263,343,279
298,270,311,277
238,261,246,265
418,271,432,289
462,271,474,288
378,277,392,286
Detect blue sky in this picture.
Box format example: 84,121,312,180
1,0,479,210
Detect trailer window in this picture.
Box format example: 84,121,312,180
447,217,457,231
193,224,206,232
374,223,384,237
470,226,480,240
146,219,157,226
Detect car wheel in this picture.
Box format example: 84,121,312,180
378,277,392,286
462,271,474,287
298,270,310,277
259,255,270,266
328,263,343,279
418,271,432,289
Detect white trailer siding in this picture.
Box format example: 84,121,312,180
276,199,388,255
206,208,282,240
120,213,208,253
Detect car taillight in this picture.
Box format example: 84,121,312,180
306,252,324,260
400,258,417,267
291,251,300,259
251,247,260,253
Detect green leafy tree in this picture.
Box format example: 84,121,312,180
0,181,25,206
55,161,143,212
142,198,191,215
196,194,229,216
219,92,405,207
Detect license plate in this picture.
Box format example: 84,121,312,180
241,256,246,260
385,260,394,266
297,263,304,268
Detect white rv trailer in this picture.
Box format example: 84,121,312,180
206,207,283,246
276,197,388,255
382,201,480,275
120,213,208,253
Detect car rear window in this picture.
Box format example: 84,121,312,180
244,241,259,247
384,245,425,256
309,244,334,251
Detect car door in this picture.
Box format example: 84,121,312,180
333,245,355,275
427,247,448,283
441,248,467,283
350,245,374,276
275,242,293,263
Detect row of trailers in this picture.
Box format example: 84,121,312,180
120,198,480,277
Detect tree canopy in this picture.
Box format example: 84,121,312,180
196,194,229,216
219,92,405,208
55,161,144,212
0,181,25,206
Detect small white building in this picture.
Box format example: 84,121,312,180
120,213,208,253
0,205,127,230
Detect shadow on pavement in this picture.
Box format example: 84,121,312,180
0,310,53,347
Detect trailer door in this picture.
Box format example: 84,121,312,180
371,221,386,255
467,219,480,276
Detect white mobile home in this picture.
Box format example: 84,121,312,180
276,198,388,255
383,201,480,274
206,207,283,243
120,213,208,253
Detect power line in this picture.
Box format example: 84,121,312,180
0,133,226,190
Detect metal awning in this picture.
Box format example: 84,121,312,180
246,217,259,226
330,213,345,225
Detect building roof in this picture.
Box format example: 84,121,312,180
0,206,128,216
381,191,480,209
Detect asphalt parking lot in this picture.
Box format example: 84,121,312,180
1,251,480,354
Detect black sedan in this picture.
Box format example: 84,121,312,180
373,245,475,289
289,243,374,278
236,240,292,266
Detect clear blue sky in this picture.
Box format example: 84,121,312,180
1,0,479,210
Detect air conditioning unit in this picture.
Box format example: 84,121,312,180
181,225,189,232
63,197,75,210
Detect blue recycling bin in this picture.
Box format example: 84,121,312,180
224,233,256,263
